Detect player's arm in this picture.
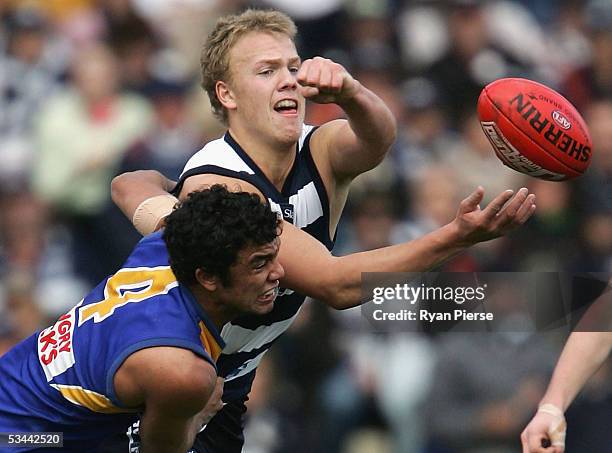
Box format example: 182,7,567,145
521,332,612,453
540,332,612,411
297,57,397,180
114,347,216,453
114,172,535,309
111,170,178,235
282,186,534,309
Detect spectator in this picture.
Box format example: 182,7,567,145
425,0,531,122
427,329,556,453
0,7,68,189
561,0,612,111
31,43,153,284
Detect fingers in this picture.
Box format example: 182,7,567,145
520,409,565,453
298,85,320,99
484,188,537,231
515,194,536,224
521,430,530,453
482,189,515,222
297,57,345,93
459,186,485,214
333,70,345,92
495,188,536,228
522,432,551,453
529,434,546,452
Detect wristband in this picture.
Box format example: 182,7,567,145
132,194,178,236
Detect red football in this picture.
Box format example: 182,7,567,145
477,78,592,181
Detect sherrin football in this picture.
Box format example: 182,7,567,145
477,78,592,181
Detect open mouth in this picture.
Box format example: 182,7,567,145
257,285,279,303
274,99,298,116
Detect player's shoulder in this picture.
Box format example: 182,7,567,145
183,134,253,175
123,231,170,268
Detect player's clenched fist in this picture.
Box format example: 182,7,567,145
521,404,566,453
297,56,361,104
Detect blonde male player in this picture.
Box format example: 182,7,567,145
112,8,536,452
521,332,612,453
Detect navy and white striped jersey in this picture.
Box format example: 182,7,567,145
175,124,333,400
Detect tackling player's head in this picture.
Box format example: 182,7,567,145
163,185,284,315
200,9,297,124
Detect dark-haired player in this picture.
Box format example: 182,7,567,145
0,186,283,453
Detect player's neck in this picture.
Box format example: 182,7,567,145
228,125,296,192
195,290,236,330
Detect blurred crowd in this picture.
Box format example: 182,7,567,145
0,0,610,452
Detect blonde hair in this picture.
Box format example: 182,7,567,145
200,9,297,123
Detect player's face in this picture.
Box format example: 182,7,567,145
219,238,284,315
226,31,305,147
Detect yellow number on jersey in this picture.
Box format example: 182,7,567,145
78,267,178,325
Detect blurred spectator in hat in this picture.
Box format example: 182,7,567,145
100,0,160,94
344,0,399,69
0,6,69,190
393,77,454,183
31,43,153,285
120,52,203,181
561,0,612,111
424,0,536,121
260,0,347,58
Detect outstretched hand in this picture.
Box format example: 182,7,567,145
297,56,361,104
453,186,536,246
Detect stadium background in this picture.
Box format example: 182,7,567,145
0,0,610,451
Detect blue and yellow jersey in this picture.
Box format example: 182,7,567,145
0,231,225,451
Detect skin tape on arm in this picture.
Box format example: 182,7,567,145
538,404,566,447
132,194,179,236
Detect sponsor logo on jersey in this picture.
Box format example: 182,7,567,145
552,110,571,130
38,304,79,381
279,203,295,224
480,122,566,181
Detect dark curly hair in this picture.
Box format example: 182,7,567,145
163,185,281,286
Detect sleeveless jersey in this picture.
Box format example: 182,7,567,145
175,125,334,400
0,231,225,451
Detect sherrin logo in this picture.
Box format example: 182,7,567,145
552,110,571,130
